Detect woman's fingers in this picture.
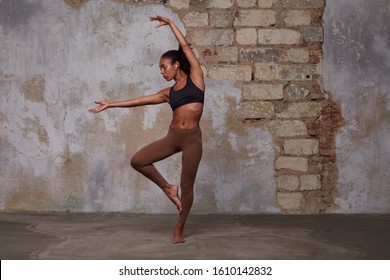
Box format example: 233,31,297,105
88,107,100,113
89,101,106,114
149,15,170,28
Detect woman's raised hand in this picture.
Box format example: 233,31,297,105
89,101,109,114
149,15,172,28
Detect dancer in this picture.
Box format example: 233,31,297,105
89,15,204,244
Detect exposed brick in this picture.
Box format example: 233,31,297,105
258,29,301,45
319,160,338,211
308,44,323,64
278,65,319,80
318,101,343,157
303,26,324,42
210,10,232,28
285,84,310,100
201,47,218,64
190,0,234,8
236,101,275,119
277,192,304,210
265,120,308,137
283,10,311,26
190,0,209,8
255,64,319,81
311,9,324,25
243,83,283,100
168,0,189,9
278,0,325,8
234,10,276,27
277,175,299,191
277,102,322,118
217,47,238,63
308,156,323,174
171,0,329,214
240,48,285,63
254,63,277,80
183,12,208,27
300,174,321,190
258,0,275,8
275,157,309,172
189,29,233,46
236,28,257,45
287,48,309,63
308,120,321,137
208,0,234,8
306,88,325,102
237,0,257,8
284,139,319,155
308,43,323,54
208,65,252,81
309,55,321,64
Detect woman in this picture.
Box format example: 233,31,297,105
89,15,204,244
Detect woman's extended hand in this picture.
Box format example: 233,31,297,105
149,15,172,28
89,101,109,114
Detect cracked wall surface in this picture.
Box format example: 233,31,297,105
323,0,390,213
0,0,277,213
1,0,389,214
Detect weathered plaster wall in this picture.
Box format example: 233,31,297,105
323,0,390,212
0,0,277,213
2,0,388,214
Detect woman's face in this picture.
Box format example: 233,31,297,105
159,57,177,81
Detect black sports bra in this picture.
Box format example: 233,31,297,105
169,76,204,111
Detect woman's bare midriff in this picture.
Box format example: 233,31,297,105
170,103,203,129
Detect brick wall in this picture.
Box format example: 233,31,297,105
168,0,342,213
64,0,342,213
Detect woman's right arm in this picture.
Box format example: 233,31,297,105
150,15,205,91
89,88,169,114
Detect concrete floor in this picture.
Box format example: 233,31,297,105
0,212,389,260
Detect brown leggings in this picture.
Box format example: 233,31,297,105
130,125,202,223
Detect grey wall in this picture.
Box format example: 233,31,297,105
323,0,390,212
1,0,389,214
0,0,278,213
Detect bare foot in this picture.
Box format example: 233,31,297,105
162,184,182,213
173,223,185,244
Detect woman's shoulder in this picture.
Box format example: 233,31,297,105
157,87,171,98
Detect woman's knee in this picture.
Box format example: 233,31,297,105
130,155,142,170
